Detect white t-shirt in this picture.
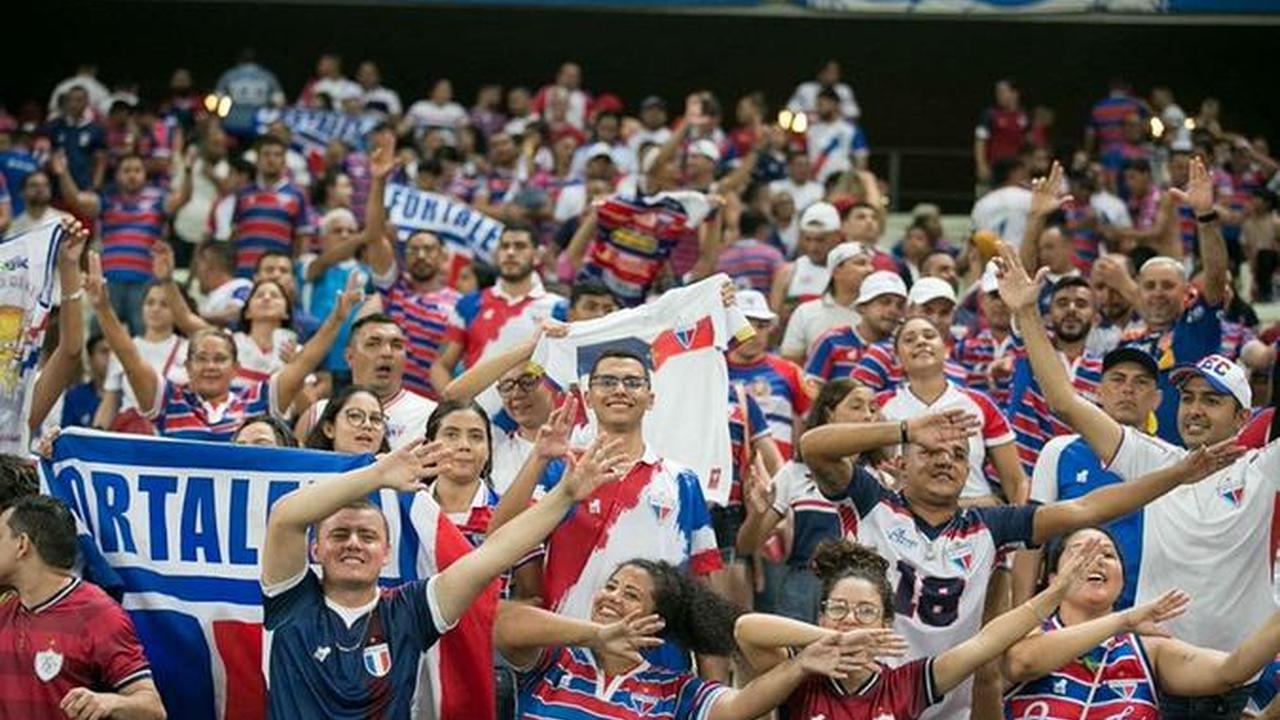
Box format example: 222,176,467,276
1091,191,1134,229
406,100,468,131
361,86,403,117
880,383,1015,498
781,294,860,359
970,185,1032,247
197,278,254,321
306,387,438,450
233,328,297,388
768,178,824,215
490,429,534,497
105,335,189,411
1108,426,1280,652
784,256,830,304
787,81,860,121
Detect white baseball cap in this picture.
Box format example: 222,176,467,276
800,202,841,234
734,289,777,321
908,277,957,306
584,142,614,162
1170,354,1252,408
690,139,721,163
980,260,1001,294
856,270,908,306
826,242,868,270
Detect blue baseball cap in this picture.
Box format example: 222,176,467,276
1169,354,1252,408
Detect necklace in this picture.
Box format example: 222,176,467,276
334,613,373,653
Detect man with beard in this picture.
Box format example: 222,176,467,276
431,224,564,392
1007,276,1104,475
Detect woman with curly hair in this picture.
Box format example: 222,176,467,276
735,537,1105,719
495,558,872,719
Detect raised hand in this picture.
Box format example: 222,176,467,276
560,435,631,501
993,240,1049,312
590,610,665,665
277,338,299,364
684,93,709,130
374,438,454,492
535,394,577,460
836,627,910,662
57,217,89,269
369,132,399,181
152,241,176,282
1176,438,1246,485
1168,156,1215,215
1122,588,1191,638
1050,534,1105,595
84,251,108,309
334,270,366,319
49,150,69,177
1029,161,1072,216
905,409,983,450
744,454,776,517
795,634,875,680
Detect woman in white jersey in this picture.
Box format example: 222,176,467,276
168,278,298,389
303,384,390,455
232,414,298,448
1004,526,1280,720
93,282,189,430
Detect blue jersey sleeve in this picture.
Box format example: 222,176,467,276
1172,295,1224,363
383,577,446,647
263,570,323,631
974,504,1038,550
820,463,888,518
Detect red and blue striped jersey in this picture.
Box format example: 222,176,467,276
1220,320,1255,360
954,329,1017,408
715,239,785,294
578,193,708,307
517,646,726,720
1176,201,1198,257
727,387,771,506
804,325,876,384
1089,94,1149,154
1063,202,1103,273
99,187,167,282
1127,187,1162,232
1008,350,1103,475
147,376,276,442
728,355,812,459
852,341,970,396
380,276,460,399
1004,615,1159,720
536,449,722,621
231,181,310,277
446,283,563,370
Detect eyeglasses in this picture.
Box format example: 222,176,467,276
589,375,649,392
497,374,542,395
819,600,883,624
342,408,387,428
190,353,233,367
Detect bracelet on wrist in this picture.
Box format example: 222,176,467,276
61,288,85,303
900,420,909,445
1196,209,1220,224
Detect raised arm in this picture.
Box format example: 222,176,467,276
441,322,565,403
1170,157,1229,307
1151,608,1280,697
60,679,166,720
995,241,1125,462
430,340,465,397
262,439,453,586
933,534,1103,695
434,437,629,626
1004,588,1189,683
274,273,362,413
362,136,398,280
734,612,905,675
1030,439,1245,544
49,151,101,218
29,220,89,432
86,251,160,415
487,395,577,533
494,602,663,670
564,202,599,274
163,146,196,215
1020,161,1070,272
152,243,212,335
687,195,726,282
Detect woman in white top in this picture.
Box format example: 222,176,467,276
93,282,188,429
168,277,299,389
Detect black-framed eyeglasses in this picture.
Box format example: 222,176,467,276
589,375,649,392
497,374,542,395
342,408,387,428
819,600,882,624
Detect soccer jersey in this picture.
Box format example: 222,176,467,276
1004,615,1160,720
954,329,1018,407
975,107,1029,165
852,341,970,396
729,354,811,460
786,658,941,720
1031,434,1143,610
99,187,167,282
806,118,860,183
715,239,785,294
0,578,152,718
831,467,1038,720
1089,94,1149,155
104,336,189,412
446,281,564,370
971,185,1032,247
577,192,711,307
197,277,253,320
146,375,279,441
771,460,855,567
1063,202,1103,273
232,328,296,388
306,387,438,450
879,382,1015,498
1119,292,1223,445
231,180,310,277
536,448,722,621
1007,349,1103,475
376,274,460,399
726,387,770,506
517,646,727,720
785,256,831,308
263,570,453,720
1107,426,1280,651
804,325,877,384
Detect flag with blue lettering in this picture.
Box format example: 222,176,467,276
0,221,61,455
39,428,497,720
254,107,376,156
384,183,505,266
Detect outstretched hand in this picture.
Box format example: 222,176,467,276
1051,534,1105,596
535,394,578,460
84,251,108,309
369,132,400,180
1168,157,1215,215
993,240,1049,312
1030,161,1072,216
374,438,455,492
57,217,90,269
1177,438,1246,485
905,409,983,450
560,435,631,501
1123,588,1191,638
334,270,366,319
152,241,176,282
591,610,665,666
795,634,876,680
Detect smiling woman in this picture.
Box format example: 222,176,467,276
304,385,390,455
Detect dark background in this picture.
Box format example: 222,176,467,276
9,3,1276,210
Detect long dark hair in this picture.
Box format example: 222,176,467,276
238,279,294,329
233,414,299,448
810,539,895,624
424,399,494,482
614,559,743,656
798,378,874,464
1038,526,1123,593
305,385,391,454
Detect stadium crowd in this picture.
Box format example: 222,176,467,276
2,49,1280,720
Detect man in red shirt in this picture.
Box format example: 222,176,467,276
974,79,1029,187
0,495,165,719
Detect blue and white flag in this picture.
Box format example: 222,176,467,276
254,107,376,155
0,221,62,455
384,183,505,265
39,428,497,720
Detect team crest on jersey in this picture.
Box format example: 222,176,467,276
946,540,974,574
34,643,63,682
647,484,676,524
629,690,659,715
748,378,772,398
1217,474,1245,508
1053,678,1068,694
363,642,392,677
1108,679,1139,700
